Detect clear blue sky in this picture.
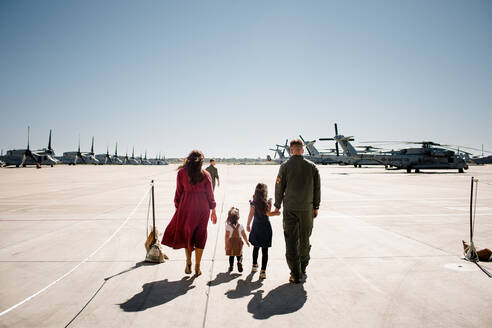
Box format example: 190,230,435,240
1,0,491,157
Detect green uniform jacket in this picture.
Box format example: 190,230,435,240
274,155,321,211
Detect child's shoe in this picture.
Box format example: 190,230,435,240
251,264,258,273
259,270,266,279
289,275,301,284
237,262,243,273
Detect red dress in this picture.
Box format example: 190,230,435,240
162,168,216,250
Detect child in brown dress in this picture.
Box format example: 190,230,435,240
225,207,250,272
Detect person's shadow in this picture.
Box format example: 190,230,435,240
119,276,196,312
207,272,241,287
225,272,263,299
247,282,307,319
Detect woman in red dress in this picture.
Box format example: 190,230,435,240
162,150,217,276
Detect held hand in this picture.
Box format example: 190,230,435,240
211,209,217,224
313,209,318,219
272,207,281,216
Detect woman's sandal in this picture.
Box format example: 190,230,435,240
185,262,192,274
195,265,202,276
251,264,258,273
259,270,266,279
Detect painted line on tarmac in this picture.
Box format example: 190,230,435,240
328,213,492,218
325,197,492,202
0,186,151,317
202,166,227,328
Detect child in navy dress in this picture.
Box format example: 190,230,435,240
246,183,280,279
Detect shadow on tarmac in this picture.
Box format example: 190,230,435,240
119,276,196,312
247,282,307,319
207,272,241,287
225,272,263,299
105,261,153,281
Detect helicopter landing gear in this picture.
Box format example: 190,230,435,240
458,168,464,173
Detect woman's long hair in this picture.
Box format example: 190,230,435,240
179,150,205,185
253,183,268,215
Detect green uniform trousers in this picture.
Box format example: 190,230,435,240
283,208,313,280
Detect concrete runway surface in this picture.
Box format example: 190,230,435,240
0,164,491,327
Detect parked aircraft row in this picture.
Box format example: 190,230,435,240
0,128,168,167
269,123,490,173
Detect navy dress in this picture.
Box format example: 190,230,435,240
248,200,272,248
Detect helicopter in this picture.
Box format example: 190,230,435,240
267,141,288,164
454,144,492,165
61,136,99,165
299,135,339,164
123,147,140,165
111,143,123,165
274,139,291,157
471,155,492,165
319,124,381,167
139,151,152,165
2,127,58,167
321,124,468,173
96,146,114,164
151,152,168,165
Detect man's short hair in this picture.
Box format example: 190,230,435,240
290,139,303,149
210,159,215,163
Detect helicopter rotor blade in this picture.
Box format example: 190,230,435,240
48,129,52,151
27,126,30,150
449,144,491,154
29,151,39,164
20,154,26,167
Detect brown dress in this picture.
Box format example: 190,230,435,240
226,224,244,256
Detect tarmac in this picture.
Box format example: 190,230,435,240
0,164,491,327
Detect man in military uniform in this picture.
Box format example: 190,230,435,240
273,139,320,283
205,159,220,191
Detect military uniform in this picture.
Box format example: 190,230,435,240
274,155,321,280
205,164,219,190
